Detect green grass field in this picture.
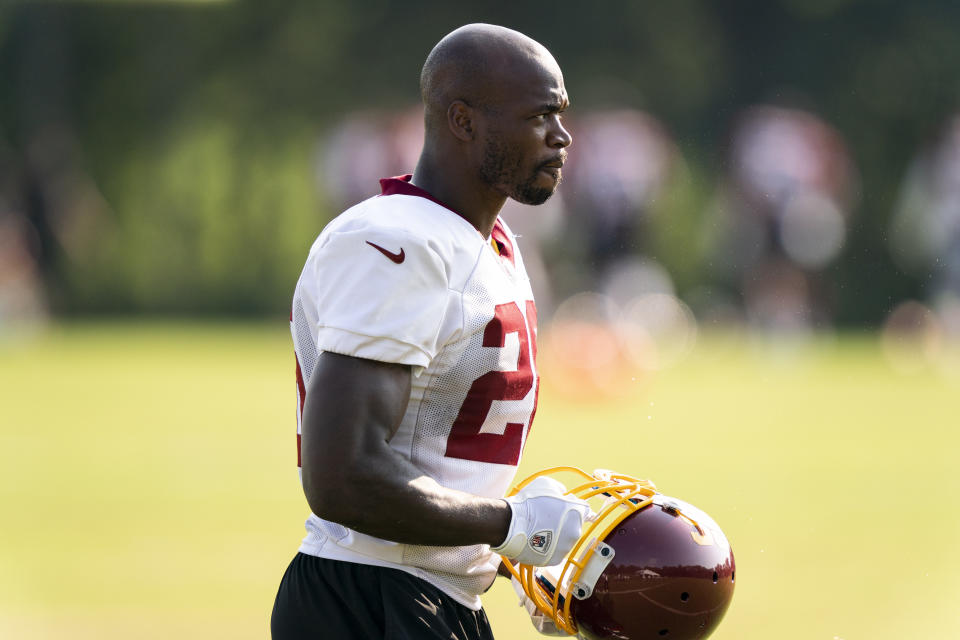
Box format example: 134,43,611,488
2,322,958,639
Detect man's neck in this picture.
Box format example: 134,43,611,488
411,153,506,239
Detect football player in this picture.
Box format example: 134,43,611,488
270,24,589,640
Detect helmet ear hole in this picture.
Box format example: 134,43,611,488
658,629,670,636
712,571,719,583
680,592,690,602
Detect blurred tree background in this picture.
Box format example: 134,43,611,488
2,0,960,325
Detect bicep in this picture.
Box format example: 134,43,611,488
298,350,510,545
300,351,411,476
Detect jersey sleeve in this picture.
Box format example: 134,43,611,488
299,225,458,370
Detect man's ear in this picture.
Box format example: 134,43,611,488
447,100,475,141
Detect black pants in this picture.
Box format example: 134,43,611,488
271,553,496,640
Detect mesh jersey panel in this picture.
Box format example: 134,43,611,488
289,192,538,609
292,296,318,430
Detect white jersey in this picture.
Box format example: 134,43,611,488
290,175,539,610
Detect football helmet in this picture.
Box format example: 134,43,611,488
502,467,735,639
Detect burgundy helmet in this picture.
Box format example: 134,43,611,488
505,468,735,640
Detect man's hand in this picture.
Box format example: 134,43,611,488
511,576,568,636
492,476,590,567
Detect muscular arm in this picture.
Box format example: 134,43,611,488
300,351,512,547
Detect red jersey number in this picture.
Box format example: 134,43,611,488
444,301,538,465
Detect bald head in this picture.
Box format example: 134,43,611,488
411,24,571,229
420,24,561,130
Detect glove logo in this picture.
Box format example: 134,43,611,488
529,530,552,553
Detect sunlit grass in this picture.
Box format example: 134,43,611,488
1,323,957,639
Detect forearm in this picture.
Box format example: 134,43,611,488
303,450,511,547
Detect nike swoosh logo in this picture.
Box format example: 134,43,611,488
366,241,405,264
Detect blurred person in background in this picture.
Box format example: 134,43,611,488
271,23,590,640
889,113,960,341
0,126,107,330
0,204,46,328
705,105,858,335
321,106,425,214
0,134,50,328
531,110,699,395
558,109,677,301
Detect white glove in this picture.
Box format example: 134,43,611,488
511,575,567,636
492,476,590,567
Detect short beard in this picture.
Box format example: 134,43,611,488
479,137,557,206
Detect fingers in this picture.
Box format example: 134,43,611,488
492,478,591,567
511,576,567,636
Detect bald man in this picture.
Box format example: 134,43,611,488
271,24,586,640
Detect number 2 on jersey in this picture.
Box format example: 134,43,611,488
444,301,538,465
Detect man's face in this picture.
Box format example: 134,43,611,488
477,58,572,205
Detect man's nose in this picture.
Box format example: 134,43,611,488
548,117,572,149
